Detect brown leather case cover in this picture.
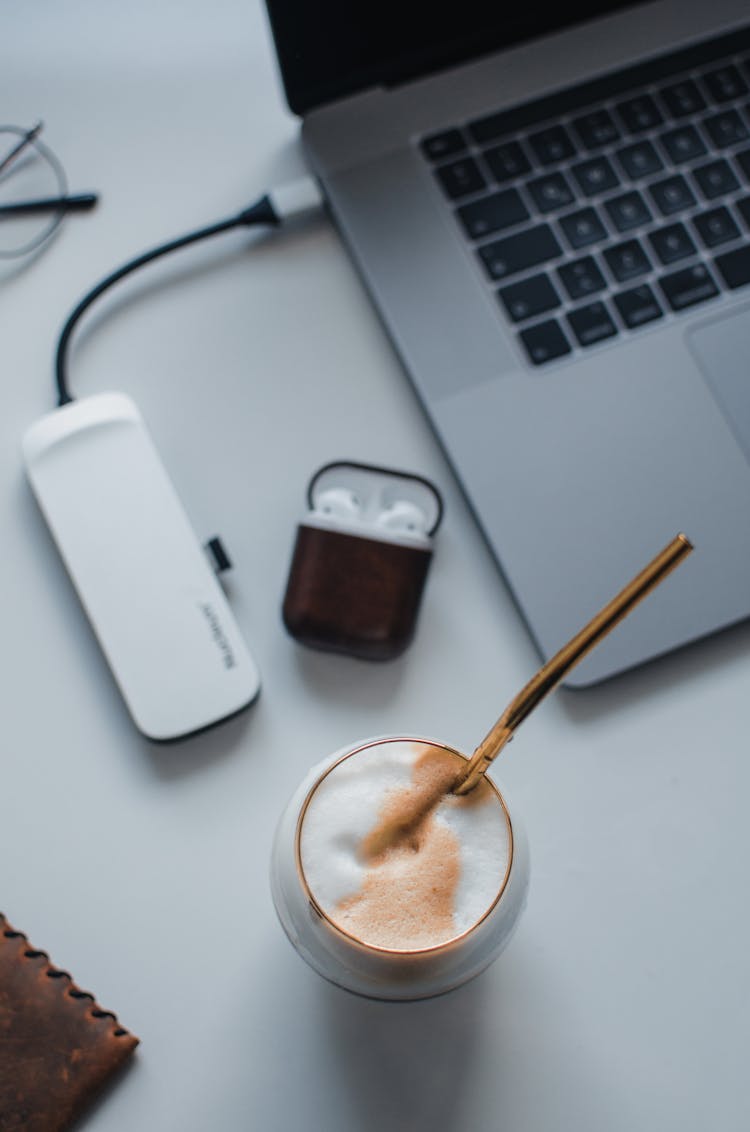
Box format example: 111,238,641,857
0,912,139,1132
282,525,432,660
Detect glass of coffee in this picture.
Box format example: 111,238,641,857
271,535,694,1000
270,736,530,1001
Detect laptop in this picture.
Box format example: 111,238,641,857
263,0,750,685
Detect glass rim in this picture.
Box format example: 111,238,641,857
293,735,515,957
0,124,68,259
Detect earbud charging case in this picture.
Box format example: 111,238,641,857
282,462,443,660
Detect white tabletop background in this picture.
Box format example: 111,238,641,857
3,3,750,1129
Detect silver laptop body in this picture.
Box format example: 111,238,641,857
269,0,750,685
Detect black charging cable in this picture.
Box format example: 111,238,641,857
53,179,324,407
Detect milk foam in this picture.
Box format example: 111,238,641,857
299,740,510,948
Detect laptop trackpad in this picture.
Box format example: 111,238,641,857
688,306,750,466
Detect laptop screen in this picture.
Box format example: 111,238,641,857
264,1,649,114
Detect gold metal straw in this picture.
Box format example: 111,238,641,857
453,533,693,795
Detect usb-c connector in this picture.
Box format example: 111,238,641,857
267,176,324,223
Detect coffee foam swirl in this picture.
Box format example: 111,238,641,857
299,740,510,951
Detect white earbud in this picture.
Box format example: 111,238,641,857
375,500,429,535
314,487,362,522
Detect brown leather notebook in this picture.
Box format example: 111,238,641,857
0,912,139,1132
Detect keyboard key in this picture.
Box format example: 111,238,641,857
615,140,664,180
519,319,571,365
498,273,561,322
692,206,741,248
557,255,607,300
735,148,750,183
527,125,576,166
648,174,696,216
658,124,707,165
604,190,652,232
571,108,621,150
613,284,663,328
704,109,749,148
478,224,563,280
702,64,748,104
660,79,707,119
603,239,652,282
457,188,530,239
648,222,697,265
559,207,608,249
737,195,750,228
483,140,532,183
693,158,740,199
567,301,618,346
435,156,487,200
714,244,750,289
571,155,619,197
615,93,664,134
421,129,467,162
526,172,576,212
658,262,719,310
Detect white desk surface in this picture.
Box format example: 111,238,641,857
3,3,750,1130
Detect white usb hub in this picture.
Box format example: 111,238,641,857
22,392,261,740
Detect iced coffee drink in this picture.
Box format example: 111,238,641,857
271,736,529,1000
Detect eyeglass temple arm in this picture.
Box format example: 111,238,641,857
0,193,98,217
0,122,44,177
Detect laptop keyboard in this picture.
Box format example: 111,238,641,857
419,27,750,366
